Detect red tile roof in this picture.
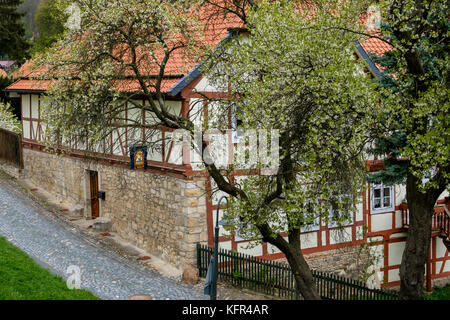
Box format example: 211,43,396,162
7,7,243,93
6,7,391,93
6,77,182,94
360,36,393,73
360,36,392,57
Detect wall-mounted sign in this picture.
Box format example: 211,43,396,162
129,145,148,170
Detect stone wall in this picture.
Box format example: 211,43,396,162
304,246,372,281
22,148,208,269
276,245,372,283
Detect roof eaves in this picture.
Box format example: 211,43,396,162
355,41,381,79
5,89,46,94
167,63,203,96
168,32,235,96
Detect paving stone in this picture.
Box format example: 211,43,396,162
0,181,207,300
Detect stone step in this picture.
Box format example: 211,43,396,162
92,217,113,232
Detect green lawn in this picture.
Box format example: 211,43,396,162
0,236,99,300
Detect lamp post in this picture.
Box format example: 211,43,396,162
210,195,228,300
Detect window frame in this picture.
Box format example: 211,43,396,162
370,183,395,214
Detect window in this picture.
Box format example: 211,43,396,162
328,196,354,228
231,104,243,144
371,184,394,213
300,216,320,232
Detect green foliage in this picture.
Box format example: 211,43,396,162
34,0,205,152
0,0,31,62
0,101,21,133
206,0,377,238
31,0,66,54
425,284,450,300
0,75,13,103
367,131,408,185
18,0,41,38
0,236,99,300
366,0,449,193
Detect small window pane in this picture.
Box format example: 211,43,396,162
383,196,391,207
374,189,381,199
374,198,381,208
383,187,390,197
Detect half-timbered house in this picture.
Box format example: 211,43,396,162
4,12,449,289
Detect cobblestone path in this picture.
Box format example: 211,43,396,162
0,181,206,300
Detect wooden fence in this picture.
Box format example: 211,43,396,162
0,127,23,168
197,243,398,300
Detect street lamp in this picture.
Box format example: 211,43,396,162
205,195,228,300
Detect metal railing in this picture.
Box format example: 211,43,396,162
197,243,398,300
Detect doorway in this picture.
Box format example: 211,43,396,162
89,171,99,219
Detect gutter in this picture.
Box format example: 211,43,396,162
355,41,381,79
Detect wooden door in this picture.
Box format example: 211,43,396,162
89,171,99,219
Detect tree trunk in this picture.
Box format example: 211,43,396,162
260,226,320,300
283,244,321,300
399,172,434,300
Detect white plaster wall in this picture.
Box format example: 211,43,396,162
22,120,30,139
436,238,449,258
195,75,225,92
394,210,404,228
210,177,229,205
22,94,30,118
237,242,263,256
442,261,450,273
220,240,232,251
371,212,393,232
356,202,364,222
31,120,39,141
267,243,281,254
329,227,352,245
301,232,318,249
388,242,405,266
31,94,39,119
356,226,364,240
390,232,407,239
212,208,228,237
369,244,385,281
148,131,163,162
189,98,204,128
395,184,407,206
321,231,327,246
112,129,126,156
388,269,400,282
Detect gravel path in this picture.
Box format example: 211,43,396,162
0,180,207,300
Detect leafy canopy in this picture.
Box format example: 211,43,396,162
205,0,379,238
367,0,449,192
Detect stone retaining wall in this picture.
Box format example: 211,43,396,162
22,148,208,269
276,245,372,283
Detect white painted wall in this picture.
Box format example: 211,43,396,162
301,232,318,249
388,242,405,266
371,212,393,232
237,242,263,256
31,95,39,119
329,227,353,245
